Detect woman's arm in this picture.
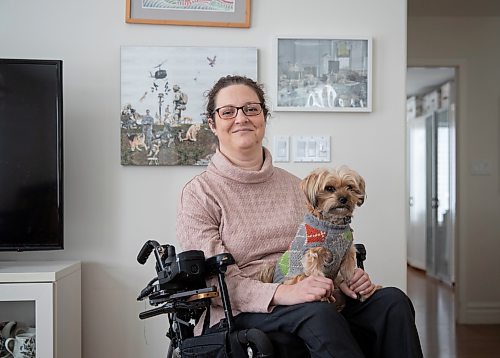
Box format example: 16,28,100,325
272,275,334,305
272,267,376,306
176,185,279,313
339,268,376,298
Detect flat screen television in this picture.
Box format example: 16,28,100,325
0,59,64,251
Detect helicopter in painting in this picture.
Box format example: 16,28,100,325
150,61,167,80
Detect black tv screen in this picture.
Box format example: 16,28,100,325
0,59,63,251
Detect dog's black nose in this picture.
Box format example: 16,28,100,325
339,197,348,204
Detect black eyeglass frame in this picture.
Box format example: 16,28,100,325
213,102,264,120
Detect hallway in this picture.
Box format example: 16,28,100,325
407,266,500,357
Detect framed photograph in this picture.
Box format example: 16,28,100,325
274,37,372,112
126,0,250,28
120,46,257,166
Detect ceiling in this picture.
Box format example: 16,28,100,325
406,67,455,97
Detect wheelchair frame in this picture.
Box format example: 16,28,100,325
137,241,367,358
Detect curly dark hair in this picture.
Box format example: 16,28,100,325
205,75,269,125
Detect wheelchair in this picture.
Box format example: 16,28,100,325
136,240,367,358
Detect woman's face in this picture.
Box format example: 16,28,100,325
210,84,266,156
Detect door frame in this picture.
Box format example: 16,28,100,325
407,58,466,323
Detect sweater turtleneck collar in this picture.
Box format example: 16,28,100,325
303,213,350,231
208,147,274,184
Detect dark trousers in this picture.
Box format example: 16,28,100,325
233,287,423,358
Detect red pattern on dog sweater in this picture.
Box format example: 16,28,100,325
305,225,326,244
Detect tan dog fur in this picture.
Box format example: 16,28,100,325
261,166,379,305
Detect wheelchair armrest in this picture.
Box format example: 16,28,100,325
205,253,235,276
354,243,367,270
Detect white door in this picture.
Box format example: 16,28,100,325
408,108,455,285
407,113,433,270
427,107,454,285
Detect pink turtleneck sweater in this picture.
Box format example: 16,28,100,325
176,147,305,334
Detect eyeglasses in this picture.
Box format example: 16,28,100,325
213,103,263,120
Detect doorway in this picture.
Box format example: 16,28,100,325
406,66,456,286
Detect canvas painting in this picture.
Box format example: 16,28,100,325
120,46,257,166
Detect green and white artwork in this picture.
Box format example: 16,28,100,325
120,46,257,166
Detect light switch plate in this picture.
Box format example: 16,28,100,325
293,136,331,162
470,160,492,176
273,135,290,162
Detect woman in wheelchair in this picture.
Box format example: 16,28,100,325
176,75,423,358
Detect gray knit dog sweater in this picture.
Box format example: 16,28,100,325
273,213,353,283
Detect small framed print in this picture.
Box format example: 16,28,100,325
126,0,251,28
275,37,372,112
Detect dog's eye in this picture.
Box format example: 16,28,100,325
347,185,353,190
325,186,336,192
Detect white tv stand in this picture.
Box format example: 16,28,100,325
0,261,81,358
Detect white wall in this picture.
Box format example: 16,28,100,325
0,0,407,356
409,17,500,323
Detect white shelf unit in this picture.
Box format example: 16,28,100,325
0,261,81,358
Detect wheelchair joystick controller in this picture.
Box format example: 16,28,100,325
355,243,366,270
137,242,274,358
137,240,160,265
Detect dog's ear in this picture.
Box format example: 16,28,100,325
300,169,328,210
352,171,366,207
300,169,324,208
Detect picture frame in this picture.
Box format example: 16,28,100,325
274,37,372,112
120,46,257,166
126,0,250,28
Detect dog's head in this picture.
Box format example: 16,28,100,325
301,166,366,223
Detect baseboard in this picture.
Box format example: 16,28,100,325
462,302,500,324
407,258,426,271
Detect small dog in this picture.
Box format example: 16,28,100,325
261,166,378,305
182,123,201,142
128,133,147,152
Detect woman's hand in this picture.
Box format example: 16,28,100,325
340,268,376,299
272,275,334,306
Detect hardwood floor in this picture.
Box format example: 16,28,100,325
407,266,500,357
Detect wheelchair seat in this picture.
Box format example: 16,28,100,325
137,241,367,358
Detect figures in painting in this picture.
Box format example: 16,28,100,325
120,46,257,166
172,84,188,124
142,109,154,149
121,78,215,166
